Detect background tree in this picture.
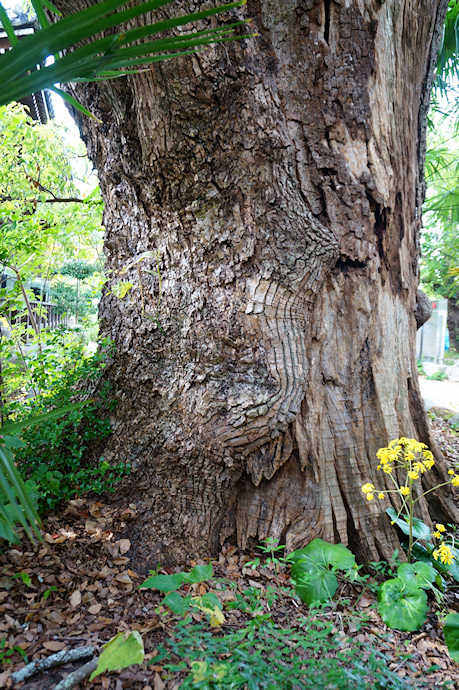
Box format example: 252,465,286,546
423,131,459,349
421,0,459,351
51,0,459,569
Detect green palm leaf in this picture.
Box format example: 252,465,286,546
0,0,249,114
0,401,92,545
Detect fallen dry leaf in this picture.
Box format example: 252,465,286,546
43,640,66,652
88,603,102,615
70,590,81,608
115,571,132,585
359,594,374,608
119,539,131,554
154,672,166,690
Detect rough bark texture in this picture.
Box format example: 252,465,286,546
415,289,433,329
59,0,458,568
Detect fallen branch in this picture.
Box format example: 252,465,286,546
53,658,99,690
11,646,95,685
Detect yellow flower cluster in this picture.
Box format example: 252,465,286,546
375,438,434,477
433,542,455,566
361,483,376,501
433,523,446,539
362,438,459,507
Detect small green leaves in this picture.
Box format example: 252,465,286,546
140,564,213,591
140,572,186,592
290,539,356,605
444,613,459,663
386,507,431,540
184,564,213,583
89,631,144,681
163,592,192,616
377,578,428,632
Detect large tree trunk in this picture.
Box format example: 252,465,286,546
63,0,458,568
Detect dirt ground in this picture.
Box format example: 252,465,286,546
1,415,459,689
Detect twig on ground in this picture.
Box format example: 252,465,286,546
11,646,95,684
53,658,99,690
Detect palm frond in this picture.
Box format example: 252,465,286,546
0,0,250,115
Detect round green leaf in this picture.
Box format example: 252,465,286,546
444,613,459,663
377,577,428,632
291,561,338,605
397,562,437,590
290,539,355,605
291,538,356,570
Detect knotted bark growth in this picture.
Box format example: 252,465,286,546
59,0,457,568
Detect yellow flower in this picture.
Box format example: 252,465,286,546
423,450,434,462
448,470,455,475
408,471,419,480
434,543,455,566
413,462,426,474
362,483,376,494
423,459,435,470
366,493,374,501
400,486,410,496
433,531,442,539
452,476,459,487
436,524,446,532
378,492,385,499
382,465,393,474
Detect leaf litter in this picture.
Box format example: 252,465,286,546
0,418,458,688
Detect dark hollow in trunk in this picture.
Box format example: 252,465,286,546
58,0,457,568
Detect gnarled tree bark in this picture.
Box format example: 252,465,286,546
59,0,458,568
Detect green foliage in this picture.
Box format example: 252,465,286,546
377,578,428,632
397,562,437,590
140,563,213,593
153,616,411,689
0,0,249,117
0,102,103,268
0,637,27,666
90,631,145,681
426,371,448,380
386,506,432,541
290,539,356,605
435,0,459,92
0,399,94,544
444,613,459,663
0,435,41,544
1,333,129,512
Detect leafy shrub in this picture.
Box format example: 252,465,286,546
1,331,129,511
426,371,447,380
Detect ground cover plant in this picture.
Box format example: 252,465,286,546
1,428,457,688
0,332,128,517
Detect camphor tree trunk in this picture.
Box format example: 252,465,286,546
62,0,458,568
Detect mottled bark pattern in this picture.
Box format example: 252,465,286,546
61,0,457,567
